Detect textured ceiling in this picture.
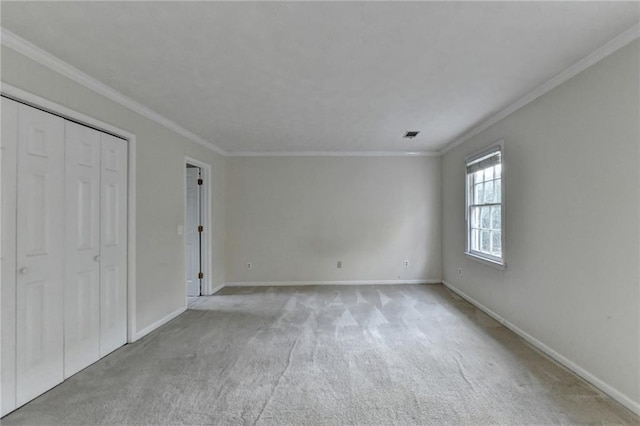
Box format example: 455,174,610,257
2,2,638,153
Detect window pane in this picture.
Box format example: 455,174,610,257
471,229,479,251
474,184,484,204
491,206,501,230
492,231,502,256
494,164,502,179
481,206,490,228
467,148,504,261
481,230,490,252
484,181,494,204
485,166,494,181
471,207,480,228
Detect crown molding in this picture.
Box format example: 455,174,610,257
0,27,434,159
226,150,440,157
5,21,637,159
439,22,640,155
0,27,227,156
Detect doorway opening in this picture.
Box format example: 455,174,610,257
184,158,211,305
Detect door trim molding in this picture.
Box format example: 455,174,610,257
1,82,138,344
184,156,213,298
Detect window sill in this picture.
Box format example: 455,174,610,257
464,252,507,270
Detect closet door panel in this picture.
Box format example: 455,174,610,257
15,104,65,406
99,133,127,356
1,98,19,416
64,121,101,378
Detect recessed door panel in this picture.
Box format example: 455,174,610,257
27,128,48,158
1,98,19,416
75,271,97,341
103,182,118,246
25,173,47,255
24,281,46,367
102,265,119,330
15,103,65,406
77,178,95,249
64,121,101,378
100,133,127,357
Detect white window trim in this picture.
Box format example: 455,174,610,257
464,140,507,269
465,252,507,270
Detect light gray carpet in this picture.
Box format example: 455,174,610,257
3,284,637,425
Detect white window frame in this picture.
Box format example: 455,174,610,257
465,140,506,269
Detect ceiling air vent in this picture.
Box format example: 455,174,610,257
404,131,420,139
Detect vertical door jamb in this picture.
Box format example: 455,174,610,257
184,156,212,297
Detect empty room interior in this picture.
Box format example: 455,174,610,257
1,1,639,425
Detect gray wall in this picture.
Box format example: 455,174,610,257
226,156,441,283
441,40,639,406
1,46,227,334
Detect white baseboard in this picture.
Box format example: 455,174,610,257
224,279,441,287
132,306,187,342
208,284,225,295
442,280,640,416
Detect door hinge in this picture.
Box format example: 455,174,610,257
198,225,204,233
198,272,204,280
197,178,203,186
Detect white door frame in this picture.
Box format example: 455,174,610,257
184,156,212,298
1,83,138,343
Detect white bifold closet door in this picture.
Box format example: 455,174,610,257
64,122,101,378
1,98,128,416
64,122,128,376
2,98,20,414
15,102,66,406
98,132,128,357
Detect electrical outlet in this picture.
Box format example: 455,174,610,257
247,262,252,270
337,261,342,269
458,268,463,276
404,260,409,267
